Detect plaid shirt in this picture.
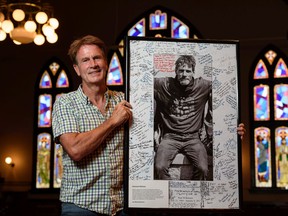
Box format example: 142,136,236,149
52,85,125,216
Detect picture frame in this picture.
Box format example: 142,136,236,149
124,36,242,213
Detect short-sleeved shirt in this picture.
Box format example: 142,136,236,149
154,77,212,135
52,85,125,216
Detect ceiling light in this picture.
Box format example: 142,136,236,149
0,0,59,45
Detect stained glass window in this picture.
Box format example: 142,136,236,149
54,144,63,188
49,62,60,75
56,70,69,88
150,10,167,30
107,6,202,89
265,50,277,65
39,71,52,88
106,53,123,86
254,60,269,79
254,127,271,187
118,40,124,57
275,127,288,188
128,18,145,37
171,16,189,39
38,94,52,127
33,58,72,191
254,85,269,121
274,84,288,120
36,133,51,188
274,58,288,78
251,46,288,190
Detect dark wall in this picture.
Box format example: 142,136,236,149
1,0,288,206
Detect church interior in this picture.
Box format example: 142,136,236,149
1,0,288,215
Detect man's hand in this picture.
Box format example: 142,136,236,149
237,123,246,140
111,100,133,127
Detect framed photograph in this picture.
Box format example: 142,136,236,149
124,36,241,213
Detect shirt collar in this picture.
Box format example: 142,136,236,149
76,84,110,105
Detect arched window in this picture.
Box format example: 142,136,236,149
32,57,72,191
250,45,288,190
106,6,203,92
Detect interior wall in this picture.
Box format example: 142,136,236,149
1,0,288,203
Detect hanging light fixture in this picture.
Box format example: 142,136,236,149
0,0,59,45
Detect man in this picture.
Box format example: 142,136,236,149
154,55,241,181
52,35,132,216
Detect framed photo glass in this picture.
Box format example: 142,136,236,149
124,36,241,213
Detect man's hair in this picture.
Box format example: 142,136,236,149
175,55,196,72
68,35,107,65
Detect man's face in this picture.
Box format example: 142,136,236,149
176,63,194,86
73,44,108,87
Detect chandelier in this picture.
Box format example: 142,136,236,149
0,0,59,45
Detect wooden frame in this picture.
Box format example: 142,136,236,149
124,36,242,213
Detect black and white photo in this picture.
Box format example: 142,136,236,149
153,55,213,181
125,36,241,211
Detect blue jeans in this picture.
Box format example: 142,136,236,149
154,132,208,180
61,203,129,216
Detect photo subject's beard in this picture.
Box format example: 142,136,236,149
179,77,194,87
179,79,190,86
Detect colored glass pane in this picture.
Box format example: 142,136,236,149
39,71,52,88
56,70,69,88
150,10,167,30
49,62,60,75
53,144,63,188
193,34,199,39
171,16,189,39
254,127,272,187
254,85,270,120
265,50,277,65
275,127,288,188
274,84,288,120
274,58,288,78
154,34,163,37
254,60,268,79
38,94,52,127
128,18,145,37
107,53,123,86
118,40,124,57
36,133,51,188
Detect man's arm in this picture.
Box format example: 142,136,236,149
204,91,213,138
58,100,132,161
